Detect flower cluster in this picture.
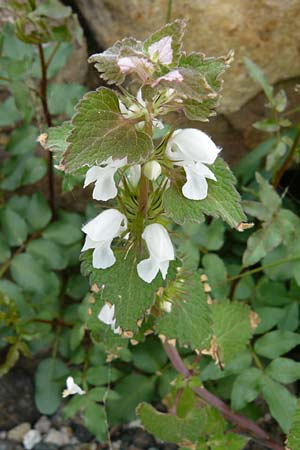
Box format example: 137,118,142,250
81,124,220,330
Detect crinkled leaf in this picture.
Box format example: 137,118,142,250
64,88,153,172
82,249,161,332
182,98,217,121
41,121,72,166
156,273,211,350
163,158,246,228
210,301,253,364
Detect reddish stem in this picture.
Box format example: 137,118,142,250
163,342,284,450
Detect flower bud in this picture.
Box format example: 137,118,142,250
144,160,162,181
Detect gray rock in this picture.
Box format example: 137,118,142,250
0,440,23,450
23,429,42,450
34,416,51,435
34,444,59,450
45,428,70,446
74,0,300,113
7,422,31,442
0,369,39,429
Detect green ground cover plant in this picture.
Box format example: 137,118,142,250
1,2,300,449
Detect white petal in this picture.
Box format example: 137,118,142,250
182,165,209,200
148,36,173,65
137,257,159,283
81,235,96,252
162,300,172,313
166,128,220,164
144,160,162,181
194,161,217,181
82,209,127,242
142,224,174,262
84,166,102,188
98,303,115,325
159,260,170,280
64,377,85,397
136,88,145,107
93,167,118,201
66,376,75,391
92,241,115,269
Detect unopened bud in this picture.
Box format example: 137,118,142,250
144,160,162,181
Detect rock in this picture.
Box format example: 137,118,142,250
0,368,39,430
7,422,31,442
132,428,156,448
34,444,59,450
23,429,42,450
34,416,51,435
45,429,70,446
0,432,6,440
74,0,300,113
71,423,93,443
0,440,24,450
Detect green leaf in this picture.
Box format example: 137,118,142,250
254,307,285,334
254,331,300,359
202,254,229,300
182,98,217,122
1,207,28,246
108,374,155,424
210,301,253,364
287,401,300,450
84,402,107,442
259,374,296,433
83,249,160,332
47,83,87,118
144,19,185,67
138,402,205,444
10,81,33,123
43,220,82,245
156,273,212,350
34,0,72,19
163,158,246,228
231,367,262,410
27,193,52,230
266,358,300,384
43,121,73,166
21,156,47,185
64,88,153,172
35,357,69,415
10,253,50,294
132,337,168,373
244,57,273,102
6,125,38,156
0,234,11,263
0,97,22,127
27,239,67,270
253,118,279,132
86,366,121,386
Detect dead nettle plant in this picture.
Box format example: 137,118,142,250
40,19,289,450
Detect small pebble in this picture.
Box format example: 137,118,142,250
71,423,93,443
23,429,41,449
111,441,121,450
34,416,51,434
0,431,7,439
45,428,70,446
7,422,31,442
126,420,141,429
34,444,59,450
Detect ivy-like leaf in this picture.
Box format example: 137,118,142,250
163,158,246,228
82,249,161,333
210,301,253,364
64,88,153,172
137,402,205,444
182,98,217,122
41,121,72,167
156,273,211,350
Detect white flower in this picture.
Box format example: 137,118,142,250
98,303,121,334
144,160,162,181
166,128,221,200
118,56,154,82
84,157,127,201
62,376,85,398
119,89,163,130
137,223,175,283
162,300,172,313
148,36,173,65
127,164,141,187
82,209,127,269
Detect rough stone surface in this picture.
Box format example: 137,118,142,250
7,423,31,442
34,417,51,435
44,429,70,446
0,369,39,430
0,440,24,450
75,0,300,113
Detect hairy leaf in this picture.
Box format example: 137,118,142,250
64,88,153,172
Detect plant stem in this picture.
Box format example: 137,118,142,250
37,43,55,217
273,130,300,189
163,342,284,450
166,0,173,22
45,42,61,70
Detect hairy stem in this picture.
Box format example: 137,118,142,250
37,43,55,217
163,342,284,450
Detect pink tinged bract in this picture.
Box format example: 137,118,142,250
166,128,221,200
118,56,154,82
148,36,173,65
137,223,175,283
152,69,183,87
81,209,127,270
